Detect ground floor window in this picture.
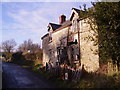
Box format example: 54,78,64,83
57,47,68,65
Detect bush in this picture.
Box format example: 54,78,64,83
12,52,25,64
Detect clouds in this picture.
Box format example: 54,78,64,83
2,2,93,46
2,0,97,2
2,2,50,45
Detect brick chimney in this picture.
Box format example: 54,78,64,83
59,14,66,24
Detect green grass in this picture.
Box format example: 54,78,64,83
29,64,120,88
73,72,120,88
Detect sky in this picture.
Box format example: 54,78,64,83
1,0,96,48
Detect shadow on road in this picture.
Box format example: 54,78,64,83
2,62,58,89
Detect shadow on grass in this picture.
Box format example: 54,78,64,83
8,60,120,88
73,70,120,88
33,66,120,88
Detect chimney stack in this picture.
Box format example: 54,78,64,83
59,14,66,24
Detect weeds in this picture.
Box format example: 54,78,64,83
8,60,120,88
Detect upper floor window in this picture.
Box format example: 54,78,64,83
72,19,78,32
49,34,52,42
49,30,52,42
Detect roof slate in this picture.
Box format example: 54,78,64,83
61,20,72,27
49,23,61,31
48,20,71,32
41,8,80,39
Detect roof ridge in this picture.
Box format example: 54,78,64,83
72,8,80,11
49,23,61,26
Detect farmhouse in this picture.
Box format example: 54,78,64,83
41,8,99,72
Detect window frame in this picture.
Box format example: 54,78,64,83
72,18,78,32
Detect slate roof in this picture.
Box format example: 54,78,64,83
72,8,80,15
49,23,61,31
41,8,80,39
42,20,71,39
41,33,49,39
61,20,72,27
48,20,72,31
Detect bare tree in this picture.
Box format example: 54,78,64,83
17,39,42,63
2,39,17,60
2,39,17,53
18,39,41,52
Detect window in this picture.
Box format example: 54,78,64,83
75,54,80,60
49,36,52,41
72,19,78,32
72,20,75,31
57,47,60,62
75,39,78,44
49,31,52,42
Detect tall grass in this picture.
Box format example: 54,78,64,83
31,61,120,88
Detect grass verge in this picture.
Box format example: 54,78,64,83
5,60,120,88
31,65,120,88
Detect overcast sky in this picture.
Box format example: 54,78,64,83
1,0,96,48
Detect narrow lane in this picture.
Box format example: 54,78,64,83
0,61,2,89
2,62,57,88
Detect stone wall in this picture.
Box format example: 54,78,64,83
42,27,69,66
80,19,99,72
42,35,50,66
51,27,68,66
42,18,99,72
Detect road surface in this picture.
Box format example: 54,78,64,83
0,61,2,89
2,62,58,88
